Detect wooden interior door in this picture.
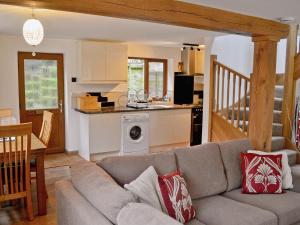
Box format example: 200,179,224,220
18,52,65,154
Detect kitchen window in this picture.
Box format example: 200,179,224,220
128,57,167,100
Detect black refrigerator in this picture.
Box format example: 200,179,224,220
174,74,194,105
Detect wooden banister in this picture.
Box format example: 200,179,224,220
209,57,250,140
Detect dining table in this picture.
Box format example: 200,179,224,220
0,118,47,216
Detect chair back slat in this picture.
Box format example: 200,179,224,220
14,138,18,193
0,123,32,198
39,111,53,147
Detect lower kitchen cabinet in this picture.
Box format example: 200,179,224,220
77,108,191,161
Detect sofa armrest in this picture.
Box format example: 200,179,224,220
291,165,300,193
55,180,113,225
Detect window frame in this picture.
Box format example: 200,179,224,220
128,57,168,98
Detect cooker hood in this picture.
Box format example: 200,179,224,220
181,47,205,75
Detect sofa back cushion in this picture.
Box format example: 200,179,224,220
97,152,177,186
218,139,252,191
175,143,227,199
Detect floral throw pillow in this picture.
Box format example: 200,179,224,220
241,153,283,194
157,171,196,224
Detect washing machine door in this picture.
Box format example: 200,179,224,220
127,124,144,143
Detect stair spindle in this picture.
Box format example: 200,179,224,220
226,71,231,120
216,65,220,112
231,73,236,125
237,76,242,129
243,80,248,132
221,67,225,116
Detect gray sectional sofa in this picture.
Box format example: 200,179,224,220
55,139,300,225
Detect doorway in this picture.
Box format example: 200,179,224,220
18,52,65,153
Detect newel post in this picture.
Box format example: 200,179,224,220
248,36,280,151
208,55,217,142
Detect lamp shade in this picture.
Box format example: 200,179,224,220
23,18,44,46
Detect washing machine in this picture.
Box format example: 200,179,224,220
120,113,149,155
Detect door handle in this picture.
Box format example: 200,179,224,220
59,100,63,113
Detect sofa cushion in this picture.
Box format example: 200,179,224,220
219,139,252,191
223,188,300,225
97,152,177,185
291,165,300,193
193,195,277,225
124,166,162,211
117,203,183,225
175,143,227,199
157,171,196,223
248,150,293,189
71,162,137,224
241,153,283,194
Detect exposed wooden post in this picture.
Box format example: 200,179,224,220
208,55,217,141
249,36,279,151
282,24,299,141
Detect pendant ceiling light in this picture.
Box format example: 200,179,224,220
23,9,44,48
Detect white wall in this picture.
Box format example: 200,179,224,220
0,35,182,151
211,34,287,76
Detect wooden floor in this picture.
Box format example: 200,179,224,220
0,153,85,225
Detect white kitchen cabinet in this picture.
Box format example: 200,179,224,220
80,41,106,82
79,41,128,83
149,109,191,146
79,113,121,160
77,108,191,161
106,44,128,82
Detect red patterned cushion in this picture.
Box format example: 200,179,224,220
158,171,196,224
241,153,283,194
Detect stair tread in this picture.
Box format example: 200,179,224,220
275,85,284,88
272,136,285,140
229,107,282,114
271,136,285,151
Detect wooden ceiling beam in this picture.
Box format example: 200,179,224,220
0,0,289,38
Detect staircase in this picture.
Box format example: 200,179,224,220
210,57,298,164
228,82,297,164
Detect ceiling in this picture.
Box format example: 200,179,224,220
0,4,220,47
182,0,300,23
0,1,298,46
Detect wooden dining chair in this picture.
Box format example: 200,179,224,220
31,111,53,180
0,123,34,221
0,108,12,118
39,111,53,147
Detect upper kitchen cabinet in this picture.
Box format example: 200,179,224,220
106,44,128,82
78,41,128,84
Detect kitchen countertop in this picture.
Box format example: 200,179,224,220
74,104,196,114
